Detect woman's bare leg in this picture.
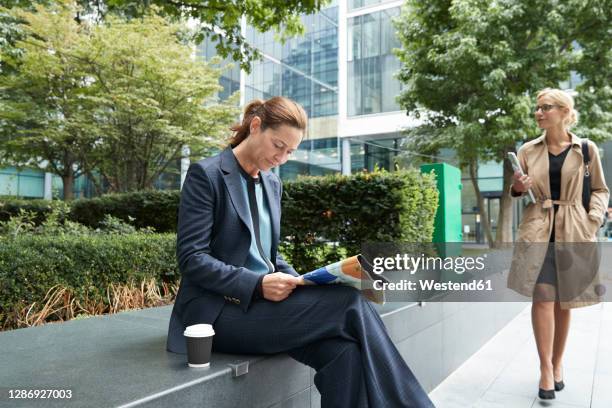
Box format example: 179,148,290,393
552,301,570,382
532,284,556,390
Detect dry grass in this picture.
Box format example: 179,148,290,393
107,278,178,313
5,278,179,330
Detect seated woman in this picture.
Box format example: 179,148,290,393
167,96,434,408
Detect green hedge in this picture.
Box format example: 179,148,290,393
70,190,180,232
0,192,179,232
279,170,439,271
1,169,439,273
0,199,61,225
0,233,177,328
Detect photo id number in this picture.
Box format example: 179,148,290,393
8,389,72,399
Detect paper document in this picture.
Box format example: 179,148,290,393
508,152,536,204
300,255,389,304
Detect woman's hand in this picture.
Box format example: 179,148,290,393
512,170,533,193
588,217,601,236
262,272,301,301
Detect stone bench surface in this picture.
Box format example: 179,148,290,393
1,300,525,408
1,305,260,407
0,302,416,408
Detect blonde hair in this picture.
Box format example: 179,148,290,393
229,96,308,146
536,88,578,128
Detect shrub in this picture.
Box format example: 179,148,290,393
0,204,176,329
70,190,180,232
280,169,439,272
0,199,62,225
0,233,178,329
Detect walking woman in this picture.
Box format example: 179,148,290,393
166,96,434,407
508,88,609,400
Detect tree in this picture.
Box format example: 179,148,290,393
78,11,238,192
0,2,238,197
394,0,612,246
4,0,330,71
0,2,101,200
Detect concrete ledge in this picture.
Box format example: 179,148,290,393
0,302,525,407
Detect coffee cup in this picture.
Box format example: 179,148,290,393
184,324,215,368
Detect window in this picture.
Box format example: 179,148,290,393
348,7,402,116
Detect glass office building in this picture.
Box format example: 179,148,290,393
196,38,241,102
338,0,411,177
244,8,338,119
242,4,341,179
0,168,45,198
0,167,95,200
234,0,408,178
347,6,402,116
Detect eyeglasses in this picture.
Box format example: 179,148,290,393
534,104,561,113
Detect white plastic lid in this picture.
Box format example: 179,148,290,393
184,324,215,337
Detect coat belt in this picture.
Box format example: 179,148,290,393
540,199,579,209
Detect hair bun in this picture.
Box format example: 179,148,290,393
567,108,578,127
229,96,308,147
245,99,265,115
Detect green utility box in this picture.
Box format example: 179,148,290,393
420,163,462,257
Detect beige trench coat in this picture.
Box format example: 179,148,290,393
507,132,609,309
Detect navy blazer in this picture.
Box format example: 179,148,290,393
166,147,299,354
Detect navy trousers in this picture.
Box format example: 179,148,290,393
183,285,434,408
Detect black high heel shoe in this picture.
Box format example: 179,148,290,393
539,388,556,399
554,380,565,391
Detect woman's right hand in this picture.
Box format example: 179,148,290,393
512,170,533,193
262,272,300,301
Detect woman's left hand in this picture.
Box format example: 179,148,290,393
588,217,601,236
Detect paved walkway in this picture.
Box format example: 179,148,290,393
430,302,612,408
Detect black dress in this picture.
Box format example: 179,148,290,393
536,145,571,286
